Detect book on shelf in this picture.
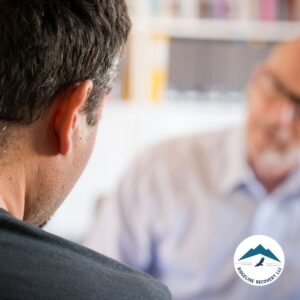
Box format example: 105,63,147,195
260,0,278,21
198,0,213,18
288,0,300,20
140,0,300,21
213,0,230,19
178,0,200,18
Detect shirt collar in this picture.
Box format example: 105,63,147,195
269,160,300,200
219,127,250,195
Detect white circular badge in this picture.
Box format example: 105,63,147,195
234,235,285,286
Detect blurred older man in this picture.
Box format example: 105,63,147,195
86,40,300,300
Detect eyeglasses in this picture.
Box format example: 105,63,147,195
254,69,300,106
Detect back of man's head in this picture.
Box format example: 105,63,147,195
0,0,131,126
0,0,131,225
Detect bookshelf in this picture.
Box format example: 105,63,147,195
123,0,300,102
132,18,300,42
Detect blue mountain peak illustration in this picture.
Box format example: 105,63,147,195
239,244,280,262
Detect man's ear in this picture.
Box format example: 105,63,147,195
53,80,93,156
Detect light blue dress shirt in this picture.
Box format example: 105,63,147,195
85,128,300,300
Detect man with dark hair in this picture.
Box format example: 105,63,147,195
0,1,171,299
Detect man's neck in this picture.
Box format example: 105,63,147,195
0,197,8,212
0,166,26,221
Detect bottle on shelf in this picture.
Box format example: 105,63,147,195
149,32,170,102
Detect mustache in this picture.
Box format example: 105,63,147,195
263,127,292,144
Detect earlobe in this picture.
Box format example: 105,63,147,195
52,80,93,156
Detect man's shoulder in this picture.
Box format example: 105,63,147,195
120,127,245,198
161,127,242,152
0,210,171,299
134,127,244,172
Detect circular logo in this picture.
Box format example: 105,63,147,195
234,235,285,286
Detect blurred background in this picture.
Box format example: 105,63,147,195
45,0,300,242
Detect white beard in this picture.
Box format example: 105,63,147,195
256,148,300,176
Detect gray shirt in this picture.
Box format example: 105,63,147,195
0,208,171,300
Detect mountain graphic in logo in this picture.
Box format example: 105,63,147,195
239,244,280,262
